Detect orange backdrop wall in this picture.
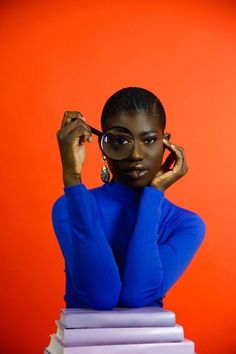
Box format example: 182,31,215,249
1,1,236,353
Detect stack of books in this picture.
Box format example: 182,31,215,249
44,307,197,353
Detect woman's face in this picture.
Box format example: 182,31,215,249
101,112,168,188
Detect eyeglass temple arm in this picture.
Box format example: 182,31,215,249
87,124,103,138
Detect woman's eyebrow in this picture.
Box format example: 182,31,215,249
105,126,130,132
140,130,159,136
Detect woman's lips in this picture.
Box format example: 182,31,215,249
124,169,148,179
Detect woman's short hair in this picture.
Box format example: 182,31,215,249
101,87,166,131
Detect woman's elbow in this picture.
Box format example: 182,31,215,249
88,282,122,310
89,293,120,310
120,289,160,308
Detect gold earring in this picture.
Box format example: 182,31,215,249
101,155,110,183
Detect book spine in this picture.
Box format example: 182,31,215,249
62,313,176,328
47,337,195,354
56,325,184,346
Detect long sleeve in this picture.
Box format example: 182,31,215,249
52,184,122,310
120,186,206,307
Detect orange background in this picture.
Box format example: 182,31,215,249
1,1,236,353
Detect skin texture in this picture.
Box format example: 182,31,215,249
57,111,188,191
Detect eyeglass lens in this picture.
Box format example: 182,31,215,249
101,127,135,160
87,124,135,160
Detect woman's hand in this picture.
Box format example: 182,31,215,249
57,111,92,187
150,139,188,192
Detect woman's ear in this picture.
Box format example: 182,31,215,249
163,132,171,141
163,132,171,152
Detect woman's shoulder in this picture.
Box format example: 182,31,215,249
160,196,206,234
164,197,204,217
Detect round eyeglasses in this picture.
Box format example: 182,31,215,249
87,124,136,160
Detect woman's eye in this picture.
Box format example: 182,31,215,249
144,137,157,144
113,136,130,145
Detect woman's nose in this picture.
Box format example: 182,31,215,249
128,140,144,161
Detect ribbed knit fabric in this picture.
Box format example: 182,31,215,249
52,179,206,309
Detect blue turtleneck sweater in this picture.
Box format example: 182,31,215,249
52,179,206,309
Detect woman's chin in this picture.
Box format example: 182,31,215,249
113,174,153,189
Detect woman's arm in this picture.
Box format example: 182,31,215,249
119,186,206,307
56,111,92,187
52,184,122,310
119,137,204,307
53,111,121,309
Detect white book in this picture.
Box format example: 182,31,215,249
45,351,198,354
45,352,198,354
45,335,195,354
60,306,176,329
55,320,184,346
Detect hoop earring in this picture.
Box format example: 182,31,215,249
101,155,110,183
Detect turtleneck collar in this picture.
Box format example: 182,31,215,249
101,178,143,203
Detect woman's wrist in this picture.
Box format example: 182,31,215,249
63,170,82,187
150,180,166,192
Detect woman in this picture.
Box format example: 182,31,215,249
52,87,206,310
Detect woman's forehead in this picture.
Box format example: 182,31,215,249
103,112,163,133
